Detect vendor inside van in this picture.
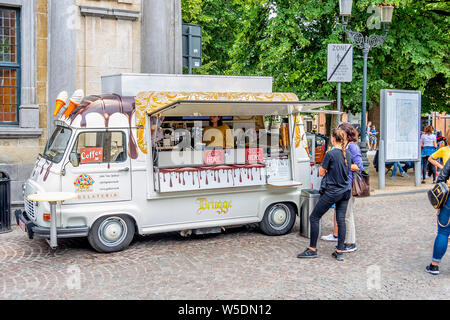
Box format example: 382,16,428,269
203,116,235,149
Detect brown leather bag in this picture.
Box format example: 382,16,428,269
352,171,370,197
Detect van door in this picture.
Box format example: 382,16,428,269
62,130,132,203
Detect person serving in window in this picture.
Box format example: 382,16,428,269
202,116,234,149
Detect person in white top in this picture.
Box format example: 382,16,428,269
421,126,437,183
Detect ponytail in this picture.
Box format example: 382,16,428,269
341,141,347,166
331,128,348,166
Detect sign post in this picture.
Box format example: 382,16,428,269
379,90,422,189
327,44,353,122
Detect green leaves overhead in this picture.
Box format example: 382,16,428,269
182,0,449,113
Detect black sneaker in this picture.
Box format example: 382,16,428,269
332,251,344,261
297,248,318,259
425,264,440,275
342,243,358,253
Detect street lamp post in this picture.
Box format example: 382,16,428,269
338,1,394,170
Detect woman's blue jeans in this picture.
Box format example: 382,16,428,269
432,200,450,263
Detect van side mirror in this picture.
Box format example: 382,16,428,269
69,153,79,167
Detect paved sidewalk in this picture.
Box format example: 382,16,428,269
0,193,447,300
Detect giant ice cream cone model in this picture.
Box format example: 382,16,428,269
63,89,84,119
53,91,68,117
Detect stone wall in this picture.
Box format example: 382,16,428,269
37,0,48,146
2,0,183,217
0,0,48,211
76,0,141,96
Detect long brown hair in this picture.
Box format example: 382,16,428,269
338,122,358,143
331,128,348,166
424,126,434,134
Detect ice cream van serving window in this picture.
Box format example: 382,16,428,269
70,131,127,165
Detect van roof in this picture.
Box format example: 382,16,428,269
135,91,335,117
58,92,337,129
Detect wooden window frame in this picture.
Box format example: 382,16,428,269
0,6,20,126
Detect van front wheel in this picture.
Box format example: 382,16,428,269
260,203,296,236
88,215,135,253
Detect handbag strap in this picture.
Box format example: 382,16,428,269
437,193,450,227
437,215,450,228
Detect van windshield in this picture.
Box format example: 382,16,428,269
42,126,72,163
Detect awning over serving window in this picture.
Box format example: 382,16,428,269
135,91,337,118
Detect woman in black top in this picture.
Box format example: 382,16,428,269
297,129,352,261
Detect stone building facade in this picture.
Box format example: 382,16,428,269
0,0,182,210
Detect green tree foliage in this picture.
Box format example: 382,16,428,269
181,0,255,74
182,0,449,113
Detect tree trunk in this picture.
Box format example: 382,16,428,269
330,100,339,132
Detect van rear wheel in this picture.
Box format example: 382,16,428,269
260,203,296,236
88,215,135,253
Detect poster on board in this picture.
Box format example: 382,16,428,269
380,90,421,162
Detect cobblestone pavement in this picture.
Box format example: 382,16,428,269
1,193,449,300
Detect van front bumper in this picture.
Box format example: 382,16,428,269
15,210,89,240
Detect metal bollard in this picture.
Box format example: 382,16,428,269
299,189,321,238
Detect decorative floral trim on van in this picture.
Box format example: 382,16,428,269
134,91,299,155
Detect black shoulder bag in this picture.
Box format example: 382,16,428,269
428,182,449,210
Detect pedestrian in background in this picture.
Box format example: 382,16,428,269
421,126,437,184
426,160,450,275
369,126,378,151
366,121,372,150
429,131,450,171
436,131,447,149
297,129,352,261
391,162,408,179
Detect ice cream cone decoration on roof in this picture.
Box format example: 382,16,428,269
53,91,68,117
63,89,84,119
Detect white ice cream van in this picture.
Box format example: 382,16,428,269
16,74,336,253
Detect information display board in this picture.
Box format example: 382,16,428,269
380,90,421,162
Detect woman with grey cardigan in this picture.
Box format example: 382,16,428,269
321,122,364,252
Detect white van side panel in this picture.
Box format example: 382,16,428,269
59,162,301,234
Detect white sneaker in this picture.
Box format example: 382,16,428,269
321,234,338,242
401,172,408,177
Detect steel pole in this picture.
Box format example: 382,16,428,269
337,83,342,123
360,47,370,171
361,48,368,142
49,202,57,249
378,139,385,189
414,161,422,186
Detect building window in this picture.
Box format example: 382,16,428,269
0,7,20,125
